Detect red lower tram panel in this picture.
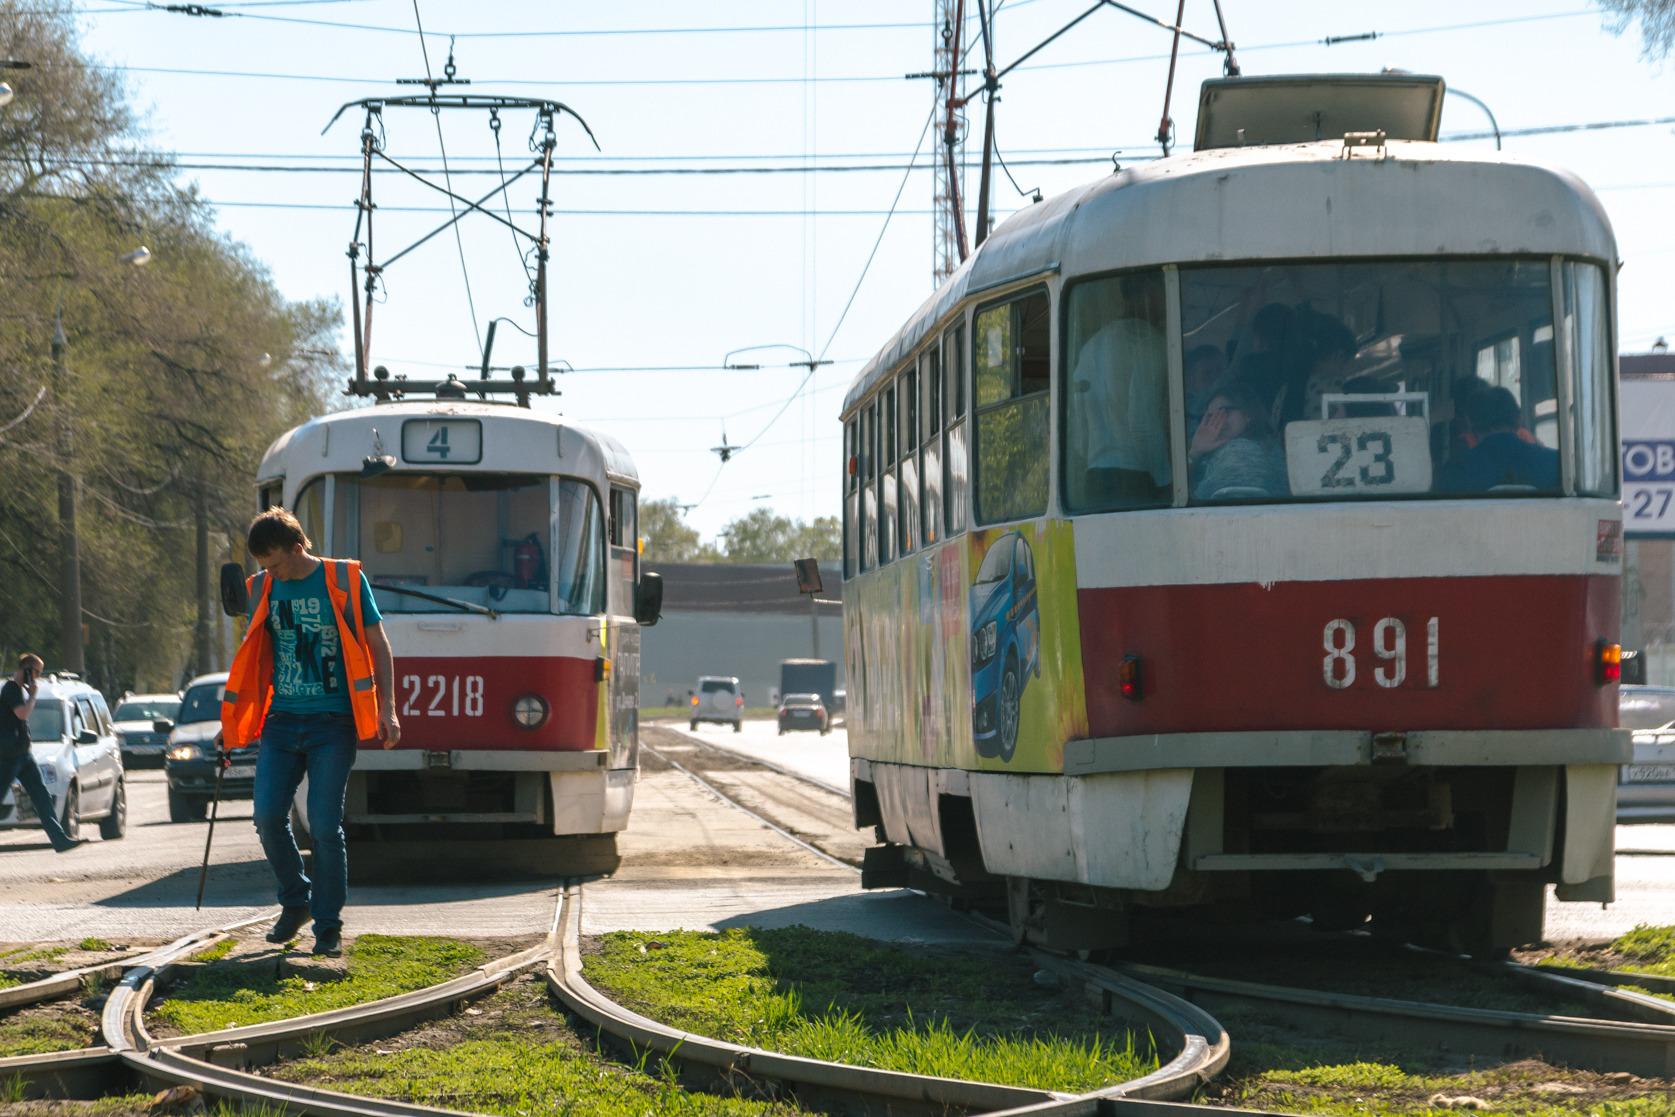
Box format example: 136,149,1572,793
378,655,599,751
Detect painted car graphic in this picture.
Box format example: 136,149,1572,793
970,530,1042,761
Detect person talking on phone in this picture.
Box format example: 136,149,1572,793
0,654,83,853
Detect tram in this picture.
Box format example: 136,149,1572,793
839,73,1627,956
244,382,660,864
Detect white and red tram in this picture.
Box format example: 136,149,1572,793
839,74,1627,955
251,390,659,857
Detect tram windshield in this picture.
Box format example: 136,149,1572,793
1174,259,1616,504
1074,259,1615,508
332,473,605,615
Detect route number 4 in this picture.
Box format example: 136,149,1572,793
427,427,451,459
1322,617,1439,690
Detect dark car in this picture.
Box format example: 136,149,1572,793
111,692,181,768
163,672,259,822
777,693,830,736
970,531,1041,762
1618,684,1675,823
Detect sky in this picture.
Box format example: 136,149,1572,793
39,0,1675,542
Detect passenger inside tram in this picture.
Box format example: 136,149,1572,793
1188,382,1290,500
1438,385,1560,492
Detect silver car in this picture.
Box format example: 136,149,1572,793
111,691,181,766
1618,685,1675,823
2,675,128,840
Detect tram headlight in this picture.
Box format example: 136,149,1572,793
973,621,998,666
513,694,549,729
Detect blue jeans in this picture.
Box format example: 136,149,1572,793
0,747,76,851
252,712,357,933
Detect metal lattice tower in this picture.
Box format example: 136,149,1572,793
932,1,967,286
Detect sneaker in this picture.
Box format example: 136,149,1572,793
266,906,310,944
311,928,342,957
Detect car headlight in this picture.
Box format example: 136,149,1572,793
973,621,998,666
166,744,200,761
513,694,549,729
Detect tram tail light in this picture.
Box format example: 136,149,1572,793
1597,641,1622,685
1119,654,1143,701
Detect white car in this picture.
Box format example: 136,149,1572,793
111,691,181,766
1618,685,1675,823
1,674,128,841
690,676,744,732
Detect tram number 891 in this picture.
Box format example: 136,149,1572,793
1321,618,1439,690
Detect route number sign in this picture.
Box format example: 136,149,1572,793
402,419,483,465
1285,417,1431,497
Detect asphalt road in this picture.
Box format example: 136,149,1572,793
0,769,555,940
676,720,1675,943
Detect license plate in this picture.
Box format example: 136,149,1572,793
225,764,256,780
1625,764,1675,783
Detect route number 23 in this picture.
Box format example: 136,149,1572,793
400,674,485,717
1322,617,1439,690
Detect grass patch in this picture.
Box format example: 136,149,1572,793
194,938,237,963
150,934,485,1035
584,927,1154,1093
272,979,808,1116
1613,924,1675,978
75,937,115,953
0,1002,98,1057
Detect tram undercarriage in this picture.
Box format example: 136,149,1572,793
854,746,1623,957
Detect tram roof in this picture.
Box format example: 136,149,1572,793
841,138,1616,415
257,399,638,485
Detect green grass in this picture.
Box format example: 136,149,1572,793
76,937,115,952
194,938,237,962
1218,1057,1675,1116
584,927,1154,1093
273,983,807,1117
150,935,486,1035
0,944,72,990
0,1007,97,1058
1612,924,1675,976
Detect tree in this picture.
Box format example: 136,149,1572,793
0,0,340,692
638,498,715,562
1599,0,1675,59
717,508,841,563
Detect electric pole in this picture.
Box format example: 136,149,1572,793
51,306,84,675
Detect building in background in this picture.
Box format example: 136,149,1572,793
1622,342,1675,682
640,562,844,708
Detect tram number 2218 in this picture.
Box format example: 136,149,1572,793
1321,618,1439,690
400,674,486,717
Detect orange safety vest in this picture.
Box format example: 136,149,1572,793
220,558,380,748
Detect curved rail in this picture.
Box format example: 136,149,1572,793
1114,959,1675,1078
549,883,1230,1115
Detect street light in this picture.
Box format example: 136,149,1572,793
53,245,157,674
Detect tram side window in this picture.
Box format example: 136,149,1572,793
556,479,606,616
844,418,859,578
880,382,897,563
1063,270,1172,513
945,323,969,535
899,367,920,555
922,344,943,545
293,479,325,552
1564,262,1616,497
974,291,1051,524
861,400,877,571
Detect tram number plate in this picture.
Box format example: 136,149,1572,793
400,674,487,718
1285,417,1431,496
1625,764,1675,783
1322,616,1440,690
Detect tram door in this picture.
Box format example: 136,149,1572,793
604,486,640,768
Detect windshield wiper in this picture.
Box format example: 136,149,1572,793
370,581,499,620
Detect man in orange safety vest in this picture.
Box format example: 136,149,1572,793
220,507,400,956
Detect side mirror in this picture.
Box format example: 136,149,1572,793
76,729,99,745
220,562,250,617
635,571,664,627
153,719,174,734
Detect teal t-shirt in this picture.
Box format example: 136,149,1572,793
253,562,383,715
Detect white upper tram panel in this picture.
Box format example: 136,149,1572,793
257,400,639,488
842,74,1616,416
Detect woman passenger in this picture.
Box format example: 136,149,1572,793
1188,383,1290,500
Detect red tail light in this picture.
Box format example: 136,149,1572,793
735,695,744,707
1598,641,1622,685
1119,654,1143,701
